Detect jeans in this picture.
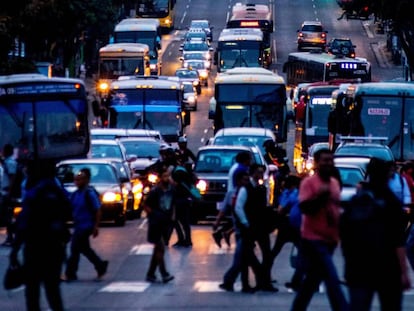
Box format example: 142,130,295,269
65,228,105,278
290,239,348,311
407,224,414,271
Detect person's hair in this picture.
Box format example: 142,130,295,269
313,148,333,162
365,158,390,188
284,174,301,188
235,151,251,164
3,144,14,157
249,163,265,175
234,170,249,183
79,167,91,180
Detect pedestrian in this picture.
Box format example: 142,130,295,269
341,157,411,311
10,160,71,311
1,143,18,246
290,148,348,311
388,161,411,206
219,170,260,293
175,136,196,167
400,161,414,203
144,166,175,283
212,151,252,248
63,168,108,281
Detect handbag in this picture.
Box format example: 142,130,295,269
3,261,25,290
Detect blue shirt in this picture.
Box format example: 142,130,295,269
279,188,301,230
71,187,100,230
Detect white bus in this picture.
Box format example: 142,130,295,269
97,43,149,99
215,28,266,73
114,18,162,75
209,67,288,143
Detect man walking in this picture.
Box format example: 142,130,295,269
290,148,348,311
63,168,108,281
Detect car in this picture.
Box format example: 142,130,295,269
297,21,328,51
184,28,209,43
181,81,198,111
334,155,371,175
90,139,130,162
335,163,365,204
175,68,202,94
299,142,330,174
56,159,133,226
193,145,274,222
183,59,209,86
90,128,164,141
208,127,277,157
179,51,212,68
189,19,213,42
326,38,356,58
334,139,394,162
179,39,213,61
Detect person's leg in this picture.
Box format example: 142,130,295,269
172,206,185,245
256,233,274,287
181,201,192,245
65,230,82,279
222,233,242,288
377,281,403,311
406,225,414,270
44,250,65,311
348,286,375,311
78,229,106,271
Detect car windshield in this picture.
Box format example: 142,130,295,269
335,146,394,161
302,25,323,32
57,163,118,184
183,84,194,93
176,70,198,79
191,21,209,29
183,42,209,51
194,149,256,173
212,135,270,155
91,144,123,159
121,140,160,158
184,52,205,60
337,167,364,187
187,61,205,69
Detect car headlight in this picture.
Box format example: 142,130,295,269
204,61,210,67
196,180,207,193
183,62,189,67
188,95,195,104
102,191,122,203
193,80,199,86
199,71,208,79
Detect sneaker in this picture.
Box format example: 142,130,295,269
241,286,256,293
162,274,174,283
172,241,186,247
259,284,279,292
218,283,234,292
223,231,231,247
212,231,222,248
285,282,299,292
146,274,158,283
97,260,109,278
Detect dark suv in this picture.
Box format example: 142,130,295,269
297,21,328,51
326,38,356,58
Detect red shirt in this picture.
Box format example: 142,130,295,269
299,174,341,244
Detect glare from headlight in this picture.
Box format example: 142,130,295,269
132,182,143,193
188,95,195,104
150,64,157,70
148,173,158,184
305,161,313,171
102,192,122,203
99,82,109,91
204,61,210,67
199,71,208,78
193,80,199,86
196,180,207,193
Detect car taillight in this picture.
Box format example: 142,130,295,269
298,32,303,37
321,33,326,38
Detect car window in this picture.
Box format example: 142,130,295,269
335,146,393,161
213,135,269,155
183,42,208,51
183,84,194,93
121,140,160,158
302,25,323,32
176,70,198,78
57,163,117,184
91,144,123,159
194,150,255,173
337,167,364,187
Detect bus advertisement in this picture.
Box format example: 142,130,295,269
136,0,176,31
226,3,273,66
293,83,342,173
328,82,414,161
215,28,265,73
97,43,149,100
104,76,190,143
283,52,371,86
113,18,162,75
209,67,288,143
0,74,89,161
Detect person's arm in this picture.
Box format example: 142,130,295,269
90,189,101,238
234,187,249,227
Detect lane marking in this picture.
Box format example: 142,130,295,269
362,21,374,39
208,243,235,254
180,11,187,25
130,243,153,255
99,282,150,293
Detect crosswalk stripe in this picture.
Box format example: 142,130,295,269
130,244,153,255
99,281,150,292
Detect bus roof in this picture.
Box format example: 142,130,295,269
99,43,149,54
0,73,85,86
216,67,285,84
117,18,160,26
288,52,369,65
111,75,182,90
232,3,271,17
218,28,263,41
115,22,158,32
346,82,414,97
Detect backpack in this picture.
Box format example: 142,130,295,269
340,187,386,256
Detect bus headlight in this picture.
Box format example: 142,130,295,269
196,180,207,194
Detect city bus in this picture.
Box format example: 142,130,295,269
283,51,371,86
136,0,176,31
328,82,414,162
103,76,190,143
215,28,265,73
113,18,162,75
208,67,288,143
97,43,149,100
0,74,89,161
227,3,273,66
293,83,343,173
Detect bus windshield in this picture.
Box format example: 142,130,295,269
356,96,414,160
0,98,88,160
111,89,179,106
137,0,170,17
219,42,261,70
114,31,157,52
99,58,144,79
306,96,332,135
217,84,285,103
